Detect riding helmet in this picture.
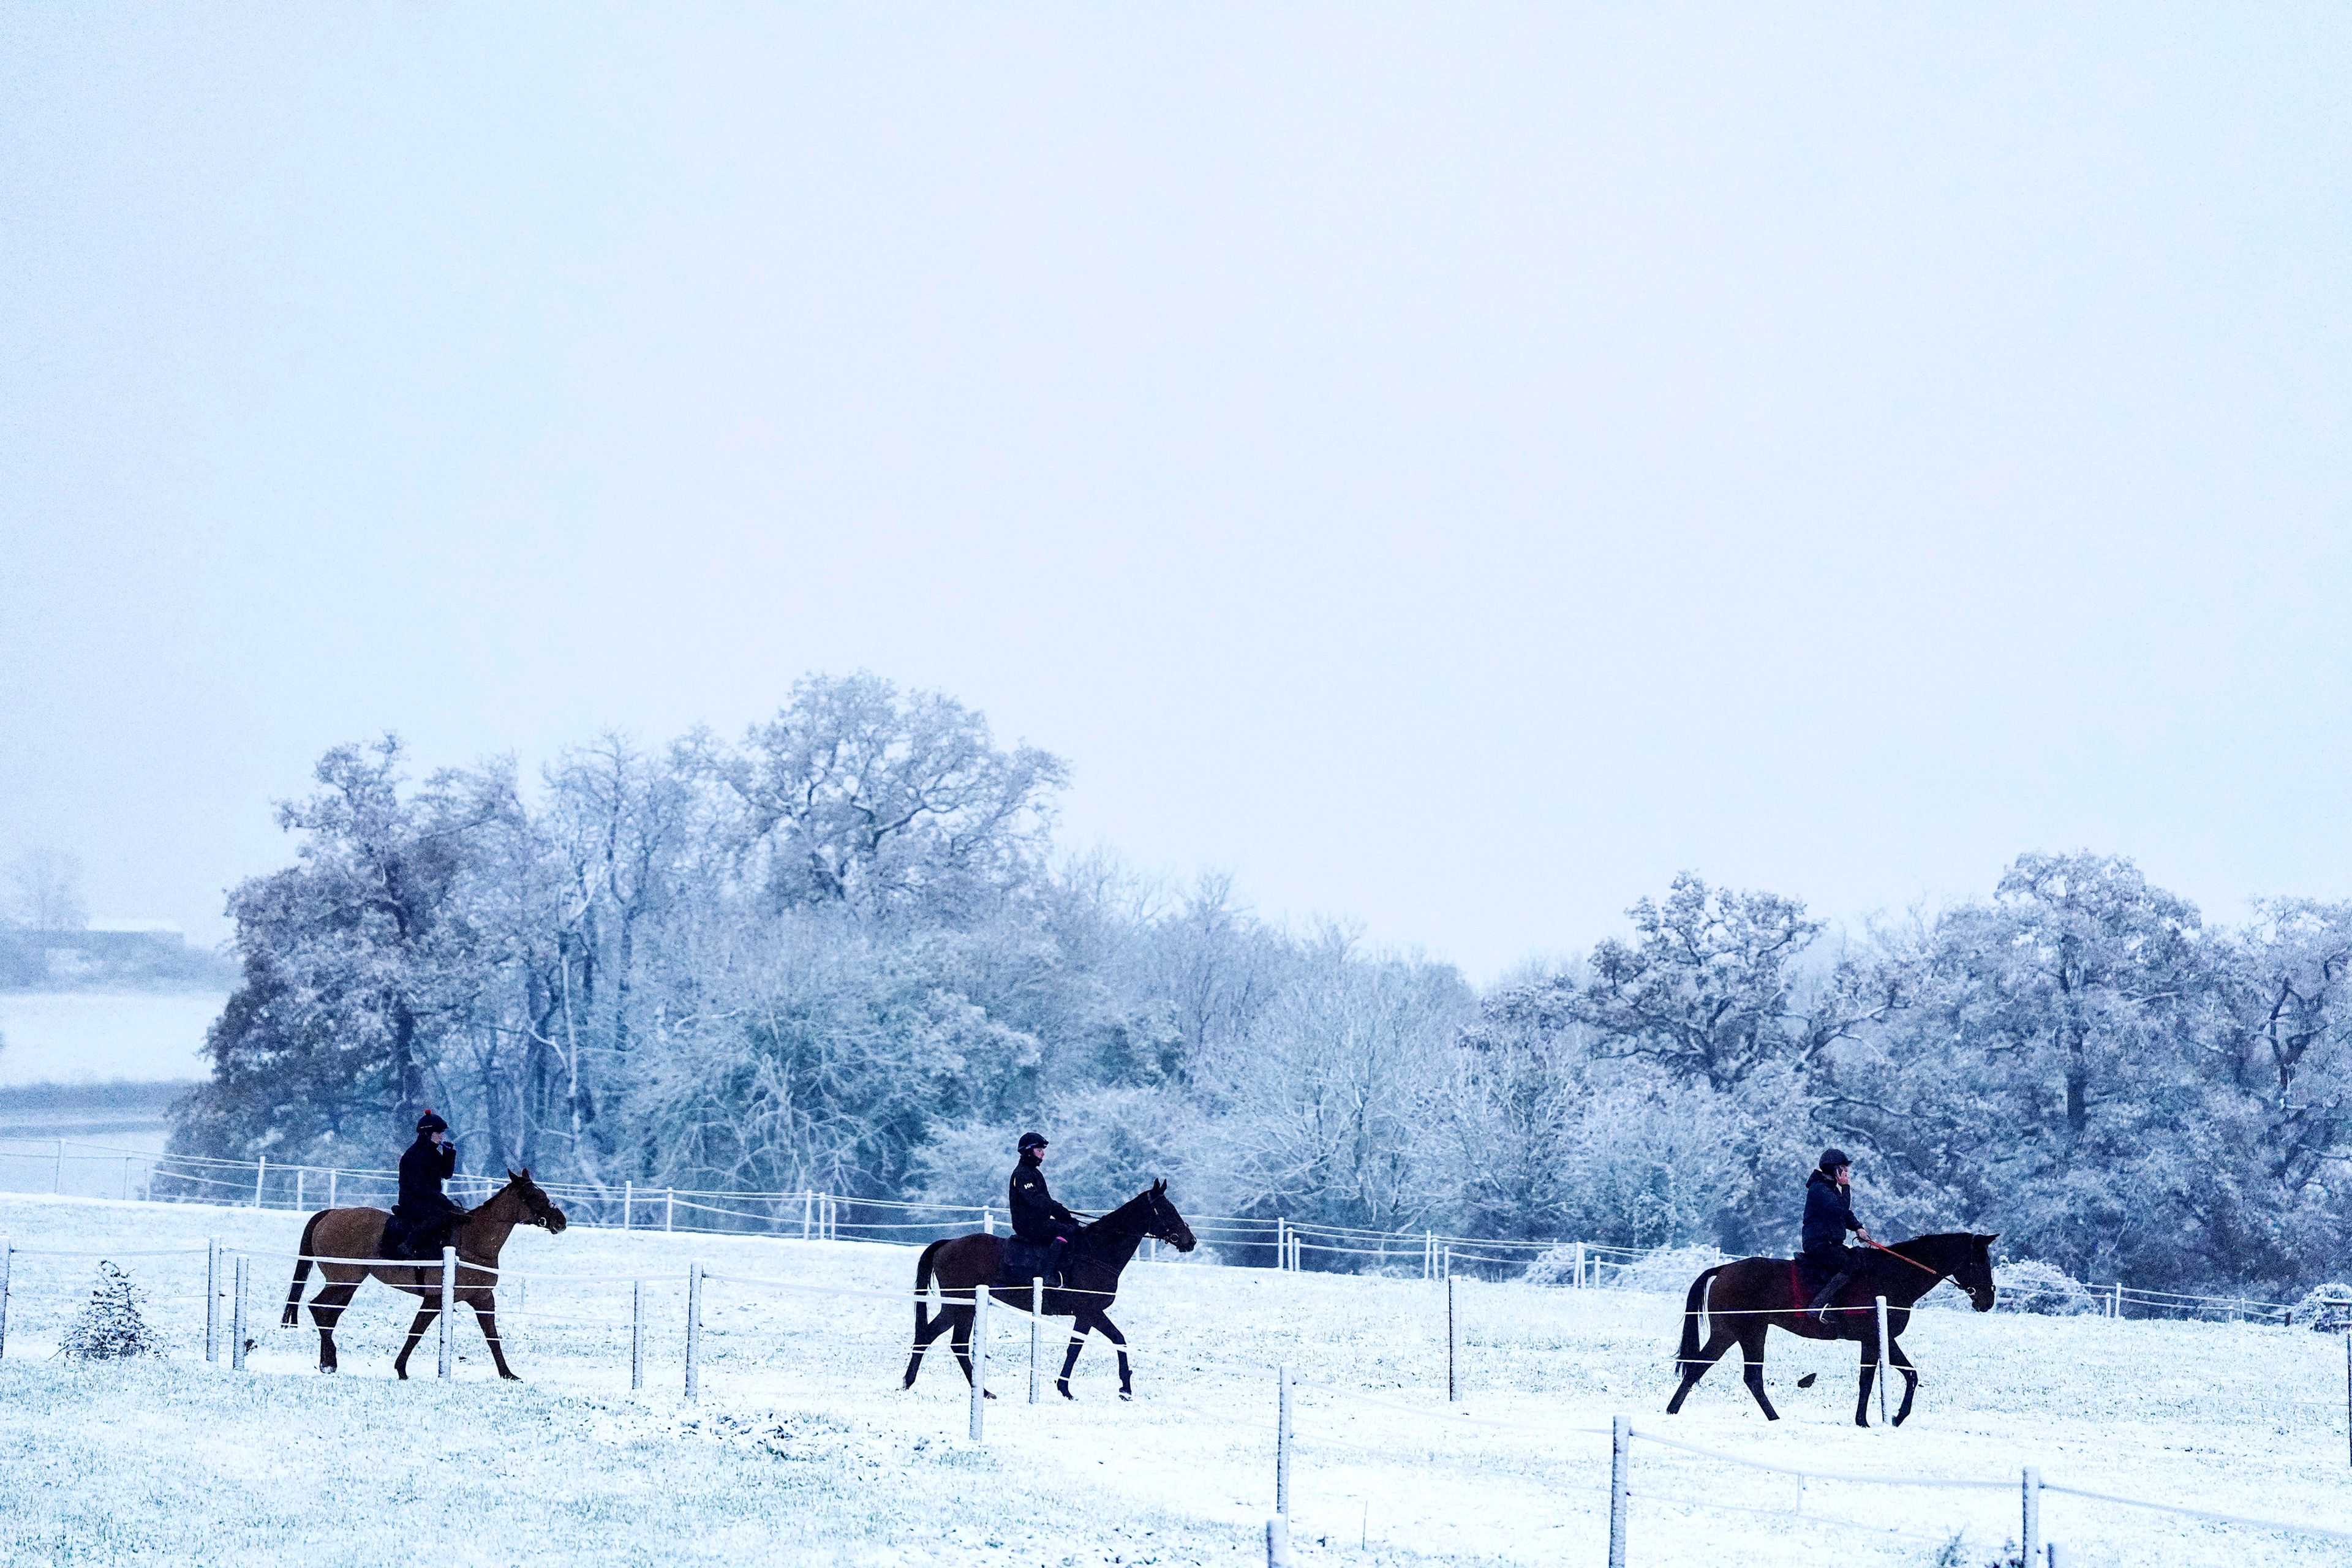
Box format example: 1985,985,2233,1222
417,1108,450,1135
1817,1147,1850,1172
1017,1131,1048,1153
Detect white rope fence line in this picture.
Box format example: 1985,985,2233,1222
2035,1479,2352,1542
1625,1425,2010,1490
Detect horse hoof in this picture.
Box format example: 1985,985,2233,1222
1057,1385,1074,1401
983,1390,997,1401
500,1373,521,1383
1119,1392,1133,1403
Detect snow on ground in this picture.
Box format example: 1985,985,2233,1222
1,1193,2346,1567
0,992,223,1085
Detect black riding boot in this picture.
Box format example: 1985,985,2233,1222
1812,1261,1864,1325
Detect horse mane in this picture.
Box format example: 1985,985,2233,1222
1080,1186,1157,1237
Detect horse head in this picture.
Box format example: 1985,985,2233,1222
1143,1178,1197,1253
502,1167,569,1234
1954,1232,1998,1311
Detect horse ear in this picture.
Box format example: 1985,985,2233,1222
1153,1177,1166,1193
507,1168,519,1180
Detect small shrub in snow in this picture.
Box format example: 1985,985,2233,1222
2288,1282,2352,1333
1991,1259,2097,1316
58,1261,162,1360
1519,1245,1583,1287
1600,1245,1725,1295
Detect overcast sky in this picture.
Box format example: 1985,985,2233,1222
4,6,2348,980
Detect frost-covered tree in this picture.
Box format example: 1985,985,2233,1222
58,1262,161,1360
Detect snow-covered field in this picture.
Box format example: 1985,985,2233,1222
0,992,222,1086
1,1193,2345,1568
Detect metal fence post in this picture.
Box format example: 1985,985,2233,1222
1276,1363,1292,1514
1447,1275,1460,1402
205,1238,220,1363
968,1283,989,1441
685,1264,703,1401
631,1279,645,1392
1608,1415,1630,1568
2021,1467,2042,1563
436,1246,456,1378
1875,1295,1891,1425
231,1256,249,1370
1030,1275,1043,1404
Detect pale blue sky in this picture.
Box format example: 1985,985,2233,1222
4,6,2348,978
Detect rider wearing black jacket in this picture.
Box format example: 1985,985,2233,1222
390,1109,466,1258
1009,1132,1080,1283
1802,1148,1873,1324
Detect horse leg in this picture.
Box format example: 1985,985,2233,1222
1091,1312,1133,1400
947,1304,978,1387
306,1280,358,1373
1057,1312,1092,1400
1737,1325,1781,1421
1853,1325,1879,1428
467,1293,519,1381
902,1293,955,1390
392,1300,440,1381
1664,1325,1738,1414
1887,1337,1920,1427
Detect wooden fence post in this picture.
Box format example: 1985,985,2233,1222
53,1139,62,1194
1276,1363,1292,1515
1875,1296,1891,1425
1447,1275,1461,1402
232,1256,249,1370
631,1278,646,1392
1608,1415,1630,1568
437,1246,456,1379
254,1156,267,1207
2021,1468,2042,1563
1265,1516,1292,1567
685,1264,704,1401
968,1283,989,1441
0,1242,11,1359
622,1182,633,1231
205,1238,220,1363
666,1189,676,1232
328,1168,338,1208
802,1191,812,1240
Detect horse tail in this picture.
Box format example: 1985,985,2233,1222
1676,1266,1721,1374
912,1238,948,1341
283,1208,325,1327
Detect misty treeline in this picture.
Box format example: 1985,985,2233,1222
171,675,2352,1295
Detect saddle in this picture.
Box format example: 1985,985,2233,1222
1789,1254,1865,1338
381,1208,460,1263
995,1236,1063,1291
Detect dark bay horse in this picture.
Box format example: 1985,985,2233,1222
1664,1232,1997,1427
902,1179,1196,1400
282,1169,568,1379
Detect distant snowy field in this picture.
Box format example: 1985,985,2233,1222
1,1194,2345,1568
0,992,222,1086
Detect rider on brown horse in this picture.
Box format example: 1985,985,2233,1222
1009,1131,1080,1286
1803,1147,1874,1323
386,1110,466,1261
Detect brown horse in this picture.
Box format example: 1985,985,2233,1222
902,1179,1196,1401
281,1168,568,1379
1664,1232,1997,1427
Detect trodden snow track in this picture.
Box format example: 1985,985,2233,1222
1,1193,2347,1567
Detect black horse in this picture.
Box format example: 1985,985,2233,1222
902,1180,1197,1400
1664,1232,1998,1427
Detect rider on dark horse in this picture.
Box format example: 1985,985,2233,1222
387,1109,466,1261
1009,1131,1081,1287
1803,1147,1874,1324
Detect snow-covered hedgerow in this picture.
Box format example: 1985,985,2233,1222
1600,1245,1726,1295
1991,1259,2098,1316
2288,1282,2352,1332
56,1261,162,1360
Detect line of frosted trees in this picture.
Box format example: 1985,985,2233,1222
171,674,2352,1295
